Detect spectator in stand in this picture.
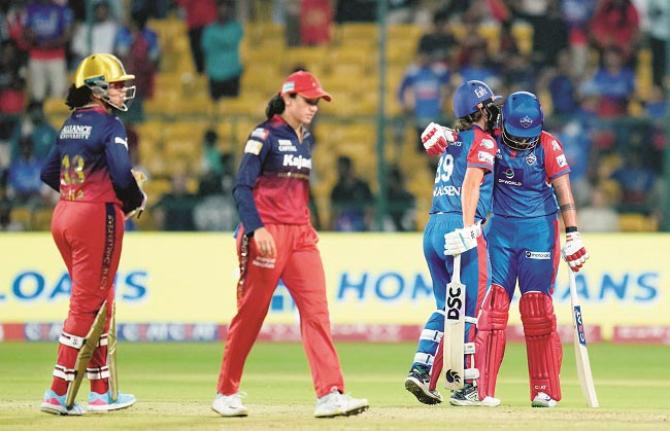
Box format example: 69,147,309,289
71,0,119,64
0,41,26,148
579,184,619,232
7,136,43,207
641,0,669,88
454,11,488,69
561,0,597,76
114,10,159,122
610,150,658,214
386,164,416,232
542,49,578,118
22,0,73,101
202,0,243,102
175,0,216,74
300,0,332,46
509,0,569,68
589,0,640,63
398,48,451,152
330,156,373,231
586,47,636,117
153,172,198,231
417,9,456,66
10,101,57,162
557,119,593,206
201,128,224,176
644,85,667,119
459,45,501,90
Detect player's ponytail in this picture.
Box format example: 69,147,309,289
265,94,286,119
453,110,483,132
65,84,94,110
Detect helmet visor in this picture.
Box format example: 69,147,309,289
502,127,539,150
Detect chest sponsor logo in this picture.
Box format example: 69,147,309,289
251,128,269,140
525,251,551,260
526,152,536,166
60,125,92,140
283,154,312,170
497,167,523,186
433,185,461,197
277,139,297,152
244,139,263,155
556,154,567,168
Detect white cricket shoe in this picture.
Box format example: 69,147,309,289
212,392,248,417
314,389,369,418
449,384,501,407
532,392,558,408
40,389,85,416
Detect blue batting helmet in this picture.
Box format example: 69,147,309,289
502,91,543,139
452,80,499,119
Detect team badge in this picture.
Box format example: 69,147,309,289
244,139,263,155
520,116,533,128
526,152,536,165
556,154,568,168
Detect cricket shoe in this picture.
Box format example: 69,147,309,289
87,390,136,412
212,392,248,417
532,392,558,408
314,388,369,418
40,389,85,416
449,384,500,407
404,368,442,404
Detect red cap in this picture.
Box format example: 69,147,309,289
279,71,332,102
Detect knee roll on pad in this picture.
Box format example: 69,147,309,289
475,284,510,398
519,292,562,401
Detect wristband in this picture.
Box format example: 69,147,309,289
565,226,578,233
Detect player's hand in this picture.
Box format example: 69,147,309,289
562,231,589,272
444,222,481,256
253,227,276,258
124,192,147,220
421,122,457,156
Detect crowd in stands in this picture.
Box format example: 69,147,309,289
0,0,667,232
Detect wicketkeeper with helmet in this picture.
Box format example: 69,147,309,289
39,53,146,415
212,71,368,419
445,91,589,407
404,80,501,406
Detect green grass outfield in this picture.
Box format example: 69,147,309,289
1,342,669,431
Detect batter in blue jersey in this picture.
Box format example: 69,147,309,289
405,80,501,406
446,91,590,408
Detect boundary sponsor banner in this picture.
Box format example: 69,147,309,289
1,233,669,341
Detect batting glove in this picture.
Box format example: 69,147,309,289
444,223,481,256
421,122,457,156
562,231,589,272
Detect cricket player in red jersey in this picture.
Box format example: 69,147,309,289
213,71,369,418
39,53,145,415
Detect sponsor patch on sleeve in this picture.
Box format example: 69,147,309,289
480,138,495,149
478,151,494,164
114,136,128,150
551,140,561,152
251,128,269,140
244,139,263,155
556,154,567,168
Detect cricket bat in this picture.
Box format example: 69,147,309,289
568,268,599,408
444,254,466,390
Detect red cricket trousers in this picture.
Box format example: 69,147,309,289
49,201,124,395
217,223,345,397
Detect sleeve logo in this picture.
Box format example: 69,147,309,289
478,151,494,164
244,139,263,155
556,154,567,167
480,138,495,149
251,128,269,140
114,136,128,150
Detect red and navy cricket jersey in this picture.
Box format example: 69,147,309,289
234,115,313,234
430,125,497,221
40,106,143,213
492,131,571,218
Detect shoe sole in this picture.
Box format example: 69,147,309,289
87,399,136,412
449,399,500,407
531,402,557,408
404,378,442,405
211,406,248,417
315,404,369,419
40,403,84,416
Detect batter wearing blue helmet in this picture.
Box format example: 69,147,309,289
405,80,501,406
445,91,589,408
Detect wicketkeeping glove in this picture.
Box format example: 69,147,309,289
444,222,481,256
562,230,589,272
421,122,457,156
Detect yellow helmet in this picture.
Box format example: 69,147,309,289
73,53,136,111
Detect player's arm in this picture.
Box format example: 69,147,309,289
40,144,61,192
233,134,276,258
105,121,145,215
462,167,485,227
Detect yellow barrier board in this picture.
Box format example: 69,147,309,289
1,233,668,339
